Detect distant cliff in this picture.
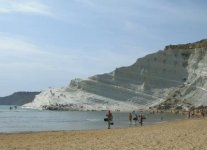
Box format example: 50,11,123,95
0,92,40,105
24,39,207,111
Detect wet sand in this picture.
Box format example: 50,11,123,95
0,119,207,150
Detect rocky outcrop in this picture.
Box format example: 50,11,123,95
24,39,207,111
155,39,207,110
0,92,40,105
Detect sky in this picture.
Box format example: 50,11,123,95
0,0,207,96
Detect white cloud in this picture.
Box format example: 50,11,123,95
0,34,149,96
0,34,39,53
0,0,52,16
0,33,145,78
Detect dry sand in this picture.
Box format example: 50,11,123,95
1,119,207,150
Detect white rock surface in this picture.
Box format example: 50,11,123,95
24,39,207,111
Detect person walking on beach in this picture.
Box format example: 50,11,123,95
133,114,138,125
139,114,143,126
129,113,132,125
106,110,113,129
191,110,195,118
201,110,205,118
160,116,163,121
188,111,191,119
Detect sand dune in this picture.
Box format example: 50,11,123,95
0,119,207,150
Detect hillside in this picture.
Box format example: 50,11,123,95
24,39,207,111
0,92,40,106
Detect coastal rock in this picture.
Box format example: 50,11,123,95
24,39,207,111
0,92,40,105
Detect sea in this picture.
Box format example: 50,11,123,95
0,105,186,133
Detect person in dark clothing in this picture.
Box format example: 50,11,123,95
139,114,143,126
106,110,113,129
134,114,138,125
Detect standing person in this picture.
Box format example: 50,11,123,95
139,114,143,126
191,110,195,118
188,111,191,119
160,116,163,121
106,110,113,129
201,110,205,118
133,114,138,125
129,113,132,125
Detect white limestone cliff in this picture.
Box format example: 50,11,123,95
23,39,207,111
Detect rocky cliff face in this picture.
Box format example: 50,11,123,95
24,39,207,111
156,39,207,110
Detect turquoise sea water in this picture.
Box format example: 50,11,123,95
0,105,186,133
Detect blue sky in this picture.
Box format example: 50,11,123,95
0,0,207,96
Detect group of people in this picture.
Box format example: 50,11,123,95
188,109,205,119
9,106,17,110
105,110,145,129
129,112,144,126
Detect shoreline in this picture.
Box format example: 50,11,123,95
1,119,207,150
0,118,185,134
0,114,186,134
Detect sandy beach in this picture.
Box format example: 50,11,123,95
0,119,207,150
